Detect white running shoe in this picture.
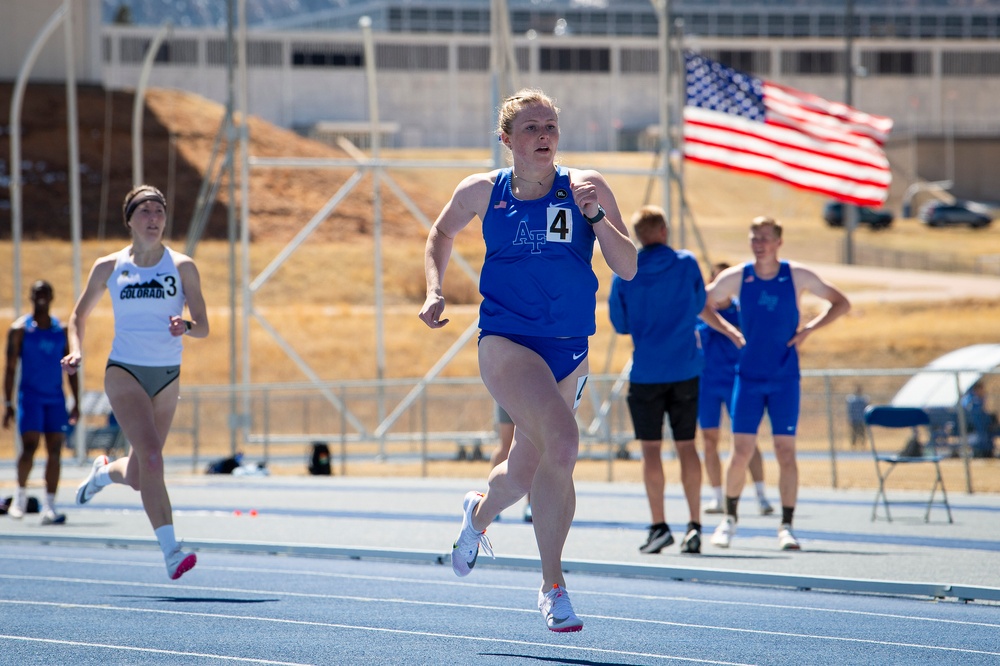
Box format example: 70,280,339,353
76,455,109,505
703,499,724,514
41,509,67,525
451,491,493,577
538,584,583,632
166,546,197,580
711,516,736,548
7,494,26,519
759,498,775,516
778,523,801,551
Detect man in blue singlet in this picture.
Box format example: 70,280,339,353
703,217,850,551
3,281,80,524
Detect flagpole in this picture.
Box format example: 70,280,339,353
654,0,672,231
843,0,858,265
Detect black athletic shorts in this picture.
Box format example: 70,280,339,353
626,377,700,442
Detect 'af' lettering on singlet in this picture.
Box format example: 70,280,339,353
737,261,799,380
106,246,186,366
19,315,66,403
480,166,598,337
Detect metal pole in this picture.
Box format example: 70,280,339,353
843,0,857,265
360,16,387,461
654,0,672,231
132,23,172,187
238,0,252,447
10,4,68,319
226,0,239,455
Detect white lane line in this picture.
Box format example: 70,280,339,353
0,600,747,665
3,562,999,631
0,634,310,665
2,583,998,660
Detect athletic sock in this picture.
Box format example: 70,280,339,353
725,496,740,520
782,506,795,525
14,486,27,504
44,492,57,513
712,486,723,504
754,481,767,500
154,525,179,558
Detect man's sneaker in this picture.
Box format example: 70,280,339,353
451,491,494,577
711,516,736,548
680,527,701,554
7,495,26,519
638,523,674,554
778,523,801,551
703,499,724,514
76,455,109,505
523,503,532,523
41,509,67,525
538,584,583,633
759,499,775,516
165,546,197,580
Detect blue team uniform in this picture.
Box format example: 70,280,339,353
609,244,704,384
697,301,740,429
731,261,801,436
17,315,69,434
479,166,596,381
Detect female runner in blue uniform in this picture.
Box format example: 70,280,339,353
419,89,636,632
63,185,209,580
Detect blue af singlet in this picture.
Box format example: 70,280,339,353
479,166,599,337
737,261,799,380
106,246,186,366
18,315,67,403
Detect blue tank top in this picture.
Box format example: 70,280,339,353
737,261,799,380
479,166,598,337
19,315,66,402
698,299,741,384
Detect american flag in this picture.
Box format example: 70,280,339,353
683,52,894,207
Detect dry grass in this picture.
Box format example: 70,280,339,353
4,145,1000,490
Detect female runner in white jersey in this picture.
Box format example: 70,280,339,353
62,185,209,580
419,89,636,632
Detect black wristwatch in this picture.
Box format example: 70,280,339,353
584,205,606,225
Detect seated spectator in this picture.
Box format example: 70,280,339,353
962,382,997,458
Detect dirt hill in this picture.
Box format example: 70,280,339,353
0,83,429,242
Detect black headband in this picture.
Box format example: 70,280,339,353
125,191,167,221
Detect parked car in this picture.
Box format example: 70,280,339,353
918,201,993,228
822,201,893,229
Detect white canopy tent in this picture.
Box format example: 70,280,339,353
892,344,1000,408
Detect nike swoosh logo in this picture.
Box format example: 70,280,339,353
166,369,178,375
778,277,789,282
572,351,586,360
156,272,171,276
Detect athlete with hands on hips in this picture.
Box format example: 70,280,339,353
419,88,636,632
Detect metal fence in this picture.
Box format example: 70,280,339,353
78,367,998,495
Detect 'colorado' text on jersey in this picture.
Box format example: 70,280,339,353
106,246,187,366
480,166,599,337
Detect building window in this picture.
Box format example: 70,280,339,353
539,47,610,73
376,44,448,71
702,49,769,77
457,45,489,72
208,40,282,68
860,50,931,76
291,43,363,68
620,48,658,75
119,37,197,65
942,51,1000,76
782,50,841,76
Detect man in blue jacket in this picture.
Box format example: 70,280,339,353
609,206,713,554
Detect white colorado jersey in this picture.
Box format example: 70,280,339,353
106,246,186,366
